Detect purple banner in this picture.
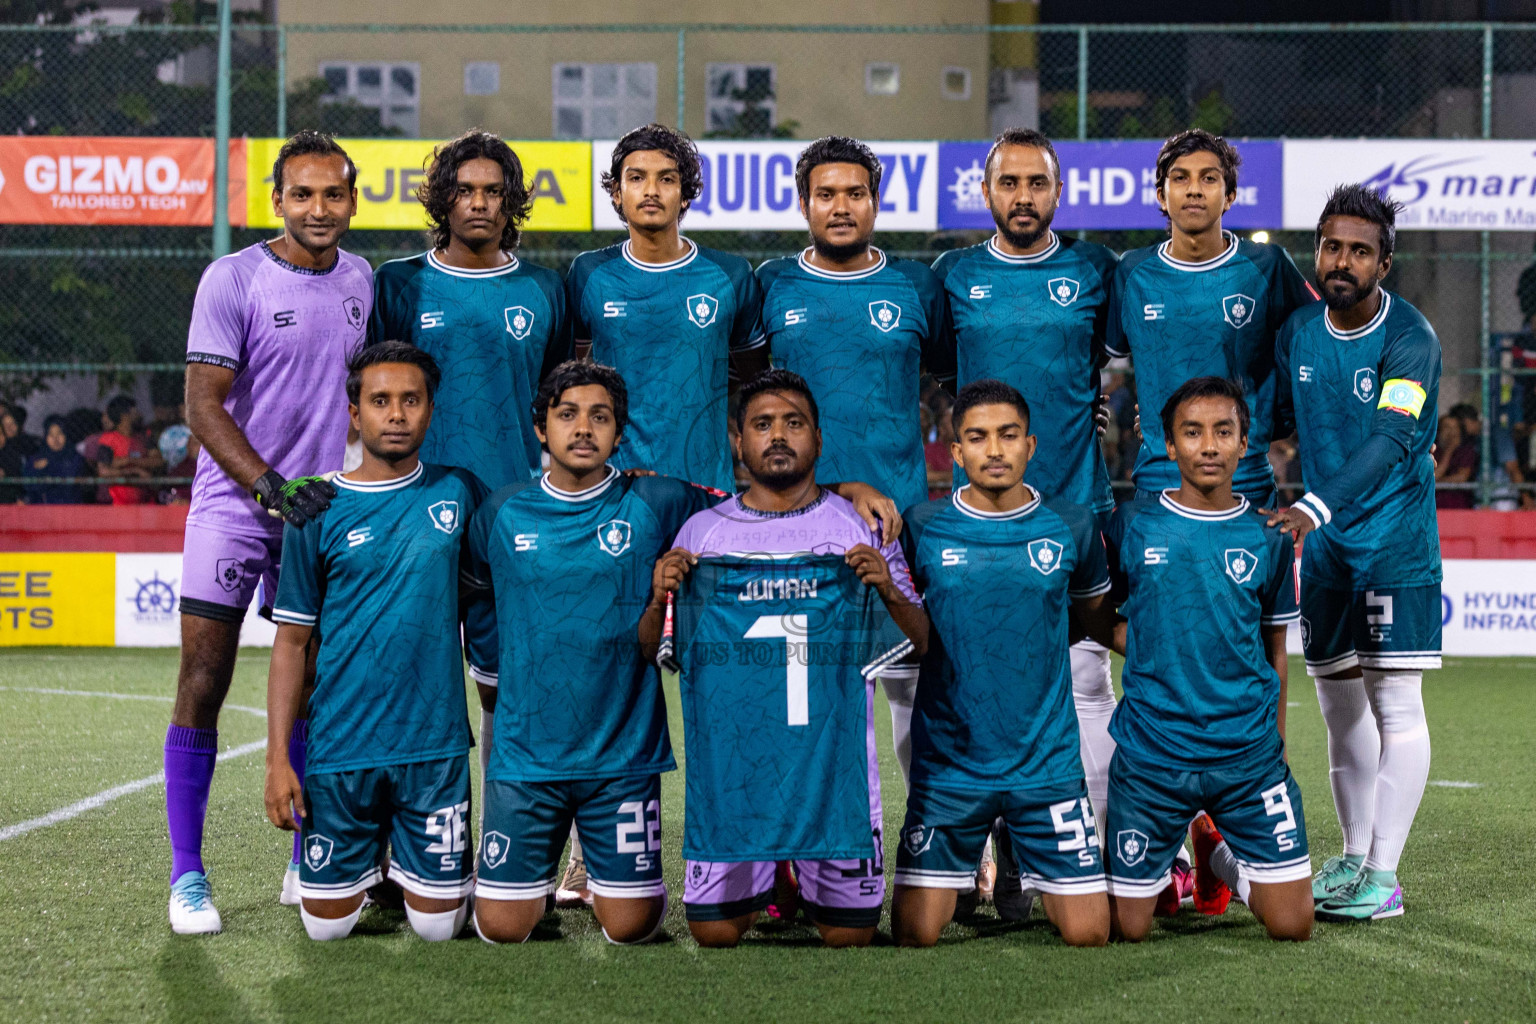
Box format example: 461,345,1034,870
937,139,1283,231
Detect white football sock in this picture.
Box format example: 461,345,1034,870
1316,675,1379,857
301,904,362,941
407,900,467,942
1070,642,1117,838
1362,670,1430,874
601,893,668,945
879,667,919,794
1208,840,1251,904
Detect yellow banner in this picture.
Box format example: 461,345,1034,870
0,553,115,646
245,138,591,232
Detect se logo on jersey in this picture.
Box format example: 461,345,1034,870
1027,538,1064,575
868,299,902,333
1354,367,1378,403
482,830,511,869
597,519,632,557
1047,277,1080,307
1116,828,1149,866
1222,293,1255,329
505,305,535,340
1224,547,1258,585
305,834,334,871
428,500,460,535
686,293,719,329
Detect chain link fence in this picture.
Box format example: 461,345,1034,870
2,20,1535,501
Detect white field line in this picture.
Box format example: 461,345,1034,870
1429,780,1483,788
0,686,269,842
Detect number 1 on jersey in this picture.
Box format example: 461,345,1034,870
745,613,809,726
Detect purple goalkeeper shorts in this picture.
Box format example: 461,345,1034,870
179,521,280,623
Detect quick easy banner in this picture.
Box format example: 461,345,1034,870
245,138,592,231
1283,139,1536,231
591,139,939,231
937,139,1284,231
0,137,245,226
0,554,115,646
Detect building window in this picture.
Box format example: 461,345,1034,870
865,62,900,97
942,66,972,101
320,61,420,136
464,62,500,97
706,63,777,134
552,63,657,139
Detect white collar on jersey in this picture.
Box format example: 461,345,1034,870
796,247,887,280
540,464,619,502
1325,290,1393,341
1156,230,1239,272
335,462,423,492
951,485,1041,520
620,237,698,273
425,249,520,278
1158,489,1250,521
986,232,1059,265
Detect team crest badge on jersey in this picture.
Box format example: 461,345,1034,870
1047,277,1080,307
342,297,365,330
1224,548,1258,584
1027,538,1065,575
1222,293,1256,329
214,558,246,593
690,862,711,886
868,299,902,333
1354,367,1378,403
901,824,935,857
1116,829,1149,867
1299,616,1312,650
428,500,460,535
504,305,535,341
482,830,511,869
304,834,334,872
686,293,719,329
597,519,633,557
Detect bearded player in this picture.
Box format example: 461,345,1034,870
171,130,370,933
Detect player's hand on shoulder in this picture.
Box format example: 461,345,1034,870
621,467,658,477
1094,392,1111,437
830,481,903,541
263,761,304,832
652,547,698,601
1260,504,1315,550
845,543,894,593
253,470,337,528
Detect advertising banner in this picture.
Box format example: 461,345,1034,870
245,139,592,232
1284,140,1536,231
0,553,115,646
114,553,273,648
1439,559,1536,656
591,140,939,231
937,139,1284,231
0,137,245,227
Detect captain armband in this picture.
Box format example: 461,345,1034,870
1377,379,1427,418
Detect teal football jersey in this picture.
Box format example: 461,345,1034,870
272,463,485,773
1275,291,1442,589
465,467,719,782
672,555,897,861
368,251,570,490
902,489,1110,791
566,240,764,492
757,249,956,511
1106,233,1316,497
932,234,1117,513
1104,492,1300,769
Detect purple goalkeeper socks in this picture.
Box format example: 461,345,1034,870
288,719,308,865
164,724,217,883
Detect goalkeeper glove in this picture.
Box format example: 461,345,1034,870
252,470,336,528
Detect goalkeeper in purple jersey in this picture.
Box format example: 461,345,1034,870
168,131,371,935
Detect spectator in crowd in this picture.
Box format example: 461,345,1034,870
97,394,157,505
1435,409,1475,509
1488,413,1533,511
3,403,41,458
923,403,954,498
1269,435,1304,505
22,415,91,504
157,423,199,505
1518,239,1536,334
0,403,26,504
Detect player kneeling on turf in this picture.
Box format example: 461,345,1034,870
466,361,726,945
1101,376,1312,943
890,380,1113,947
264,342,492,942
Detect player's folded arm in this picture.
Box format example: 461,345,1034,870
1296,403,1418,530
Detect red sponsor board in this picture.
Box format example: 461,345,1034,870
0,137,245,226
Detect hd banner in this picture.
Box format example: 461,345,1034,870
244,138,592,232
1283,139,1536,231
937,139,1284,231
591,139,940,232
0,137,245,226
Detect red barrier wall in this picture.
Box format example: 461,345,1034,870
3,505,1535,557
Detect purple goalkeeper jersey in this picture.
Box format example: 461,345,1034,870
185,242,372,535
